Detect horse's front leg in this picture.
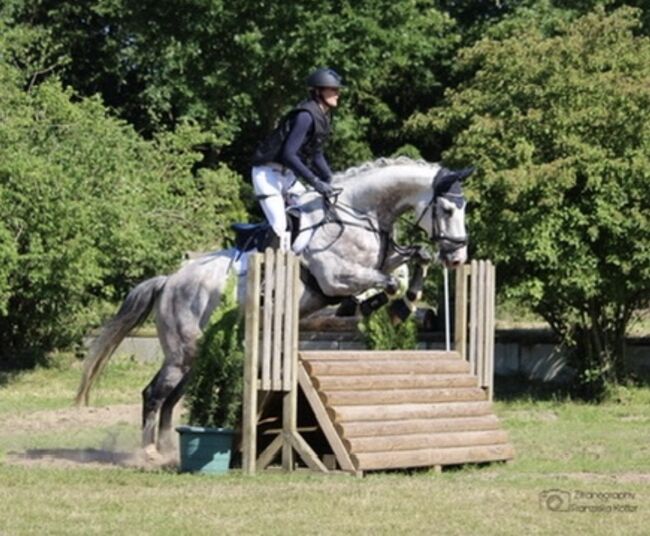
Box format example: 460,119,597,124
382,244,433,324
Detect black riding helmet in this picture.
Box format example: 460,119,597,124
306,67,343,88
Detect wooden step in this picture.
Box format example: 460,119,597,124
321,387,487,406
312,374,478,391
329,401,493,423
300,350,461,361
303,359,470,377
344,429,510,453
352,444,516,471
337,415,502,438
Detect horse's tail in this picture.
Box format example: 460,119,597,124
75,275,168,406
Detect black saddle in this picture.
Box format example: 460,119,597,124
231,212,301,253
231,222,274,252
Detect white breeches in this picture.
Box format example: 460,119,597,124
252,166,306,243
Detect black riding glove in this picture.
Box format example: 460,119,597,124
310,179,335,198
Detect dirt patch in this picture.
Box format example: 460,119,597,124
2,404,180,470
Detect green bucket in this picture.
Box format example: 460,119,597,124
176,425,235,474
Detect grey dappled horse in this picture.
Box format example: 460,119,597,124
75,157,472,460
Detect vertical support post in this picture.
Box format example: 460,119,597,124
242,253,262,475
261,248,274,390
454,265,469,360
443,268,450,352
477,260,487,389
469,260,479,376
486,261,496,401
282,253,297,470
272,250,285,391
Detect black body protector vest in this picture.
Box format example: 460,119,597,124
252,99,331,169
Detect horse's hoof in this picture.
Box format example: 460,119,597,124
143,444,163,463
335,297,359,317
388,299,413,324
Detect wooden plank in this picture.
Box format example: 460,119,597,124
338,415,501,438
242,252,262,475
321,387,487,406
352,443,515,471
469,259,478,376
271,249,285,391
303,359,471,377
300,350,461,361
282,252,294,392
261,248,275,390
278,252,293,391
288,431,329,473
476,260,486,386
312,374,479,391
329,401,494,423
298,364,356,472
256,433,283,470
344,429,510,453
454,264,469,361
486,262,496,401
282,389,296,470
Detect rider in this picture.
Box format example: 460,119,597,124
251,67,342,251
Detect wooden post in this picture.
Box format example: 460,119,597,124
261,248,274,390
282,253,296,470
272,251,285,391
486,262,496,400
242,253,262,475
454,265,469,361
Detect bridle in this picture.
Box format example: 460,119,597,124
413,174,469,255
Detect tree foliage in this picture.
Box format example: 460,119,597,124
410,6,650,395
0,48,246,366
4,0,462,171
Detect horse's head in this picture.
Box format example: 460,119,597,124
418,166,473,269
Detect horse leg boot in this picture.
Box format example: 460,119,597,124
389,262,429,324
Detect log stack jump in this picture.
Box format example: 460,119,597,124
242,251,514,476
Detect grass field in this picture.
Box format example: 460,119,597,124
0,355,648,535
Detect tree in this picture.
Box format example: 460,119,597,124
4,0,461,173
0,47,247,366
409,6,650,397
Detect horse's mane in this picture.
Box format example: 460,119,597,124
332,157,437,184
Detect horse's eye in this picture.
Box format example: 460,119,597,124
443,206,454,217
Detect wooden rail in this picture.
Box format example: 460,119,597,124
454,259,496,400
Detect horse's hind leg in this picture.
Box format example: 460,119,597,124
142,364,186,460
157,372,189,455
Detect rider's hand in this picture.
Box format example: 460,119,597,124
313,180,335,198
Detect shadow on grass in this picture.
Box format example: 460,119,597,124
494,374,574,402
9,448,178,471
495,374,650,403
16,448,136,466
0,370,19,388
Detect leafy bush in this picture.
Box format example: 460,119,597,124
0,56,247,367
184,277,244,430
359,306,418,351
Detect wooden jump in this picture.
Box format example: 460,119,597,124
242,251,513,475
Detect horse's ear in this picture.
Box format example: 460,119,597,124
452,166,475,182
435,166,475,194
